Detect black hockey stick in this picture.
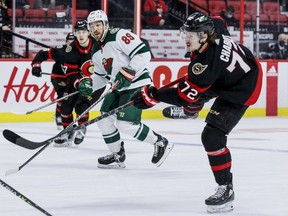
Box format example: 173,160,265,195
3,78,182,175
0,179,52,216
4,83,117,175
11,91,79,115
4,101,133,176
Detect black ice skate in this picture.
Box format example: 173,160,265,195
53,132,73,147
162,106,199,119
205,182,234,214
97,142,126,169
152,132,174,167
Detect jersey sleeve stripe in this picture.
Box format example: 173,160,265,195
129,43,146,58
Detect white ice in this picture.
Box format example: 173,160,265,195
0,117,288,216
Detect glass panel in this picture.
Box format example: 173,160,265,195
107,0,134,30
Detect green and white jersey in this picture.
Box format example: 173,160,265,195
91,28,152,91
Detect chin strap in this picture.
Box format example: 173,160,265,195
193,38,207,55
193,42,205,55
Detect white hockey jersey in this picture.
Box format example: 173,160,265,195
91,28,152,91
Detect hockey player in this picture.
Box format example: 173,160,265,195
31,20,96,147
131,12,263,213
31,32,75,130
82,10,173,168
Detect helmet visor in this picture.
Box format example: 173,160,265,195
180,27,200,41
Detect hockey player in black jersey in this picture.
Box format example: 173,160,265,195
31,32,75,130
31,20,99,147
131,12,263,213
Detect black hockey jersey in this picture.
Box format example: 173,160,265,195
53,37,95,90
179,21,262,106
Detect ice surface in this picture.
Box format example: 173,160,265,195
0,117,288,216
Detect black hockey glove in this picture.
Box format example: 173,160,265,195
78,77,93,97
131,85,159,109
114,67,136,91
31,62,42,77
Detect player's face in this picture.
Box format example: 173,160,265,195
182,31,201,52
75,30,89,45
89,21,104,41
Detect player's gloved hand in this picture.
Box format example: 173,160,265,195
131,85,159,109
31,62,42,77
114,67,136,91
78,77,93,97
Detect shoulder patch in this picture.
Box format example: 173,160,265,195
110,28,120,34
192,63,207,75
65,45,72,53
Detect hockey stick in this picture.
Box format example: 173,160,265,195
11,91,79,115
41,72,66,78
0,179,52,216
4,83,117,175
3,78,182,175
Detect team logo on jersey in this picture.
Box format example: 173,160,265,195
65,45,72,53
102,58,113,75
81,60,94,76
192,63,207,75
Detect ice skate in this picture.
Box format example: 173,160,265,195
205,182,234,214
162,106,198,119
97,142,126,169
70,125,86,147
53,132,73,147
152,132,174,167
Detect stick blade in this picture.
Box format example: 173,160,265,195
5,168,19,176
2,129,42,150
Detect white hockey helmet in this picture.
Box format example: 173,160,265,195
87,10,109,42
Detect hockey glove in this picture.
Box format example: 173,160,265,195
31,62,42,77
131,85,159,109
78,77,93,97
114,67,136,91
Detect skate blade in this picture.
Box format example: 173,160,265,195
53,142,70,147
206,201,234,214
97,162,126,169
155,142,174,167
69,143,79,148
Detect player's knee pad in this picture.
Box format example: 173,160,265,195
201,124,227,152
116,120,139,137
97,115,117,135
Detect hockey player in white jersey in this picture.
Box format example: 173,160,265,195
84,10,173,168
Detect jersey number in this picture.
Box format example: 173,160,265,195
227,46,251,73
180,81,198,101
121,33,134,44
